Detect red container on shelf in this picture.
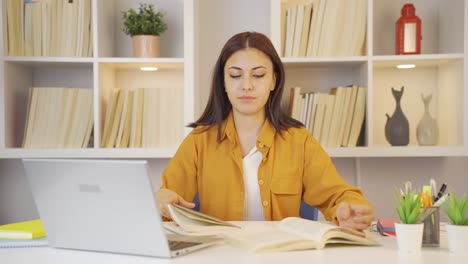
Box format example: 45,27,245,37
395,3,422,55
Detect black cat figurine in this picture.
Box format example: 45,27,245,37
385,86,409,146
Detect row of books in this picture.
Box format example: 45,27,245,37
3,0,93,57
23,87,94,148
282,0,367,57
101,87,183,148
289,85,366,147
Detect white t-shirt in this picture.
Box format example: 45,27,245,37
242,146,265,220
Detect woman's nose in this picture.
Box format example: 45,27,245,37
242,76,253,90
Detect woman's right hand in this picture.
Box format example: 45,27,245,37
155,188,196,218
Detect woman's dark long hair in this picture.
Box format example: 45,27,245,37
189,31,302,140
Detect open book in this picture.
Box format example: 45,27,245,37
224,217,380,252
164,204,241,236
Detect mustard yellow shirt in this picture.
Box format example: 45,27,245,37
161,112,371,221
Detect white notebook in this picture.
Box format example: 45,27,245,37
0,237,48,248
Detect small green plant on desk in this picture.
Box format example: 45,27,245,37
396,190,422,224
444,192,468,253
445,193,468,225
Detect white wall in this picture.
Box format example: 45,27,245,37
1,157,467,224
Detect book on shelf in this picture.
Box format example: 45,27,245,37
58,88,78,147
319,94,335,146
311,93,327,142
101,88,120,147
225,217,379,252
299,93,306,124
306,92,317,132
142,88,158,147
118,90,135,148
129,88,144,148
301,93,310,127
291,4,304,57
22,87,93,148
106,88,125,147
299,3,313,57
4,0,92,56
335,86,352,146
164,204,240,236
317,0,340,56
114,90,130,148
285,5,296,57
5,0,24,56
288,86,302,120
307,0,325,56
2,0,7,55
341,85,359,146
350,0,367,56
346,86,366,147
22,87,37,148
0,219,46,240
304,93,314,131
326,86,345,147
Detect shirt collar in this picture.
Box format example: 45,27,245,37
221,111,276,148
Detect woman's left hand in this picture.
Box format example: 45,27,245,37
336,202,374,231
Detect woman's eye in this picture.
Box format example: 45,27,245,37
253,74,265,78
230,74,241,79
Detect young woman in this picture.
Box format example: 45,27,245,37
156,31,374,231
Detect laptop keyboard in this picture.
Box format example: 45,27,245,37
168,240,202,251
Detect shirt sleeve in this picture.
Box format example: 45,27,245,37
301,133,373,222
160,132,198,202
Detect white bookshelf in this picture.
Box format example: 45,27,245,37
0,0,467,158
0,0,194,158
269,0,468,157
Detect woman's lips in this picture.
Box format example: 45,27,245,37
238,96,255,100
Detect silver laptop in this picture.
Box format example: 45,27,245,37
22,158,220,258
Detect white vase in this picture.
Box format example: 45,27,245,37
416,93,438,145
395,222,424,252
446,224,468,254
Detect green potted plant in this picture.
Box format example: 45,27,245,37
444,193,468,253
121,3,168,57
394,188,424,252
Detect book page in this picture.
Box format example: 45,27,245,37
169,204,238,227
224,227,316,252
168,204,240,234
278,217,336,241
279,217,378,249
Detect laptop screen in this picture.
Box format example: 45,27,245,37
22,159,173,257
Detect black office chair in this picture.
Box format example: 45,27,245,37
193,194,318,220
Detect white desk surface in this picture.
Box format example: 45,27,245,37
1,221,466,264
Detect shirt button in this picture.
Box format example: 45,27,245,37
258,143,264,148
258,179,264,185
262,201,269,206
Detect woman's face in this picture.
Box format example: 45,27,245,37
224,48,276,118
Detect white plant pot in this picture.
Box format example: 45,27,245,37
446,224,468,254
395,222,424,252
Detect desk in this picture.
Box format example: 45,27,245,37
1,222,465,264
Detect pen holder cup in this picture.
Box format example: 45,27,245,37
422,206,440,247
